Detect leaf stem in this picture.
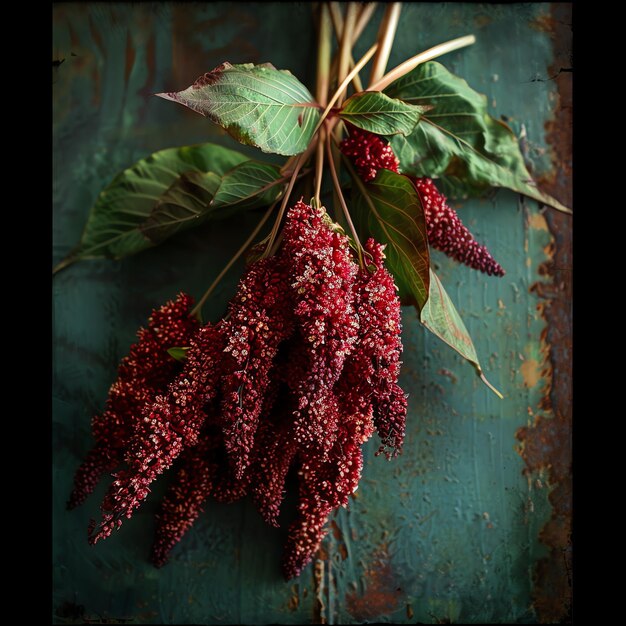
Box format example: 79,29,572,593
325,131,363,268
52,255,77,275
368,2,402,87
190,201,277,319
369,34,476,92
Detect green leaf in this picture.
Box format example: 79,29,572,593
54,143,248,272
351,169,430,308
420,269,502,398
139,170,222,245
156,62,320,156
211,160,283,210
167,346,189,361
338,91,427,136
385,62,570,213
141,161,284,245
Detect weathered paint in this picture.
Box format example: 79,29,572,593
53,4,572,624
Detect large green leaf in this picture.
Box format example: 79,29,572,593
139,170,222,245
339,91,427,136
385,61,570,213
53,144,248,272
211,160,283,210
421,269,502,397
156,62,320,156
352,169,430,308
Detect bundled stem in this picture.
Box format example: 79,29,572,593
328,2,377,93
325,131,363,268
337,3,358,105
369,34,476,92
368,3,402,86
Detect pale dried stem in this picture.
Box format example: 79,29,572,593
337,3,358,106
368,2,402,87
369,34,476,92
316,3,332,107
325,131,363,268
353,2,377,43
328,2,377,94
314,127,326,206
314,42,378,137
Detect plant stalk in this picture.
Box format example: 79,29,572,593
353,2,378,43
316,3,332,107
313,42,378,137
337,3,358,106
369,34,476,92
328,2,377,93
314,127,325,206
325,132,363,268
368,2,402,87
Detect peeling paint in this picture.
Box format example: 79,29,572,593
517,4,573,623
528,212,550,231
520,358,541,388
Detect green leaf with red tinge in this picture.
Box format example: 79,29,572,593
420,269,502,397
156,62,320,156
385,61,570,213
352,169,430,309
339,91,428,136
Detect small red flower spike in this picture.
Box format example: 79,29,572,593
414,177,506,277
339,126,400,182
281,200,359,454
151,428,220,568
219,254,295,479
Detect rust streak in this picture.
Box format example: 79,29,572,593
346,544,403,621
515,4,572,623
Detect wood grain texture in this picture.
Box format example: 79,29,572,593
52,4,572,623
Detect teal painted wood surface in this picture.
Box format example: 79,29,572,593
52,4,572,624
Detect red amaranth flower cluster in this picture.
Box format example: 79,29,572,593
67,292,199,510
339,125,400,182
88,322,226,544
413,177,505,276
71,200,407,580
340,127,505,276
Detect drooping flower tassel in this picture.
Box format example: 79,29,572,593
88,322,225,544
67,293,198,509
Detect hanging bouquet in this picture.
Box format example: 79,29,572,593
55,3,570,580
